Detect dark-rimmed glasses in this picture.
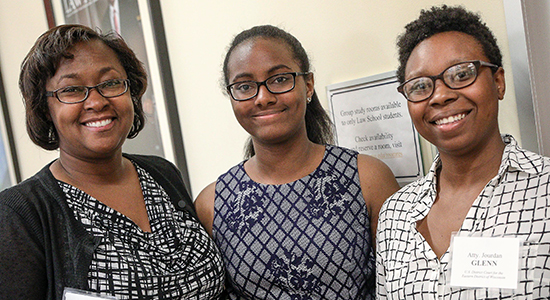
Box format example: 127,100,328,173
397,60,499,103
45,78,130,104
226,72,310,101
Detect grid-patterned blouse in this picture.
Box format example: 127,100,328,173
59,161,225,299
377,135,550,299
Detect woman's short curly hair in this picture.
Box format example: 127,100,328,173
19,24,147,150
396,5,503,83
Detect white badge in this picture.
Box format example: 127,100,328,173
449,236,520,289
63,288,117,300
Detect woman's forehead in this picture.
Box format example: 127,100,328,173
405,31,486,77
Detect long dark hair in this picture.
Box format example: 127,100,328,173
222,25,334,159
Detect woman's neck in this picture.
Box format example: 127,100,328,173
52,150,127,186
438,135,505,189
245,138,325,185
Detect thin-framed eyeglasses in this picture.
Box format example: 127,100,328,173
226,72,310,101
397,60,499,103
45,78,130,104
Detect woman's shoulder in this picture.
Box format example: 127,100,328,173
125,154,181,178
354,150,400,205
0,164,60,217
326,144,358,156
216,161,246,182
357,152,390,171
124,153,174,167
2,162,56,193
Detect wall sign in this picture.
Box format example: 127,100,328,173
327,71,423,185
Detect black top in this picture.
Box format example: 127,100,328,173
0,154,200,300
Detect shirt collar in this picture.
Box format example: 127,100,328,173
500,134,543,175
409,134,539,221
409,158,440,221
423,134,539,181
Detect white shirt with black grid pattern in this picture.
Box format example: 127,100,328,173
60,161,225,299
376,135,550,299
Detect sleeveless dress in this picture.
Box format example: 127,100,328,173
213,145,375,299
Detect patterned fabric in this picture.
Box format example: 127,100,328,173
60,162,225,299
214,145,375,299
377,135,550,299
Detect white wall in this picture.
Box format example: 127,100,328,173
0,0,58,182
0,0,520,197
159,0,519,196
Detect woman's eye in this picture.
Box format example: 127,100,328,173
102,80,121,88
411,83,426,91
235,83,252,92
60,86,85,94
447,64,476,83
270,75,290,85
453,69,474,81
273,76,288,83
409,80,430,93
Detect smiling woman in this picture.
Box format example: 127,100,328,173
46,40,135,161
0,24,225,300
376,5,550,299
194,24,400,300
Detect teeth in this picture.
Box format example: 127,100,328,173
85,119,112,128
435,113,466,125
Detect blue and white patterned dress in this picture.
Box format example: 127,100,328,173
213,145,375,299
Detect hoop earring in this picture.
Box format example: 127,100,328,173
130,112,139,133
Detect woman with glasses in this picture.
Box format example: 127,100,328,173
377,5,550,299
194,25,399,299
0,24,225,299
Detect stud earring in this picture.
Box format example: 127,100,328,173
307,97,312,104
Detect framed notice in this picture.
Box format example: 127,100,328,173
327,71,423,185
43,0,191,191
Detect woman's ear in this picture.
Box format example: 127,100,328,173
494,67,506,100
305,72,314,99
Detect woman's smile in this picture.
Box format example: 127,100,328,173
433,112,467,126
252,108,286,119
83,117,115,129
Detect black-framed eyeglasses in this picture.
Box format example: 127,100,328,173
226,72,310,101
397,60,500,103
45,78,130,104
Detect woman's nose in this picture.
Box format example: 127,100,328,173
428,79,458,105
83,88,109,110
254,84,277,107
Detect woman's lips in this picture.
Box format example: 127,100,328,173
433,113,467,125
84,118,113,128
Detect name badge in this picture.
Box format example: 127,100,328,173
449,236,520,289
63,288,117,300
